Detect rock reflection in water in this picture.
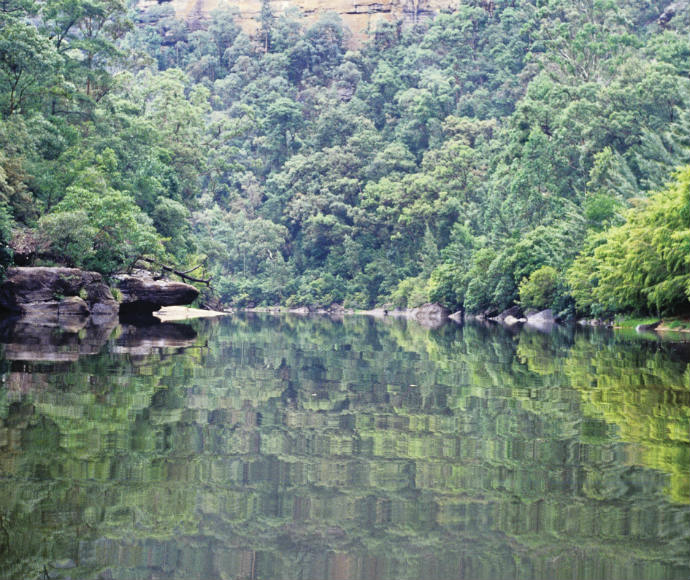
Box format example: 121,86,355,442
113,321,198,356
0,315,118,362
0,316,198,362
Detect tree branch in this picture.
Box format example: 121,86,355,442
137,257,211,285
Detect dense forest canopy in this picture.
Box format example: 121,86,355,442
0,0,689,317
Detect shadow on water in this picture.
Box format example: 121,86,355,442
0,313,688,580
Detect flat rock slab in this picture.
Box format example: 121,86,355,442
154,306,229,322
116,273,199,313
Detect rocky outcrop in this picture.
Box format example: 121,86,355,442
0,267,199,325
0,267,119,327
137,0,458,45
116,271,199,315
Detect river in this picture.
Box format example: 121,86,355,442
0,314,688,580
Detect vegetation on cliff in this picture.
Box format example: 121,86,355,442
0,0,688,317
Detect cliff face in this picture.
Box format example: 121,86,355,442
145,0,458,44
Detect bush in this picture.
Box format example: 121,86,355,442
519,266,559,310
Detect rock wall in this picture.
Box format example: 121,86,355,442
141,0,458,44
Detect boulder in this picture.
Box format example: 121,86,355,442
525,309,556,332
526,309,555,324
116,271,199,314
491,305,524,323
0,267,118,325
410,303,449,328
0,267,96,309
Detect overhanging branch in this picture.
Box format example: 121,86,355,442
137,257,211,285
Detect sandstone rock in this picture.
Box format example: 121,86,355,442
409,303,449,327
0,267,118,320
527,309,555,324
491,305,524,323
411,302,448,320
116,271,199,314
146,0,458,46
0,267,95,309
525,309,556,332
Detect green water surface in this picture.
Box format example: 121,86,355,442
0,314,688,580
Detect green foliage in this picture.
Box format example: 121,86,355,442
390,276,428,309
519,266,559,310
568,167,690,316
0,19,61,115
0,202,13,278
2,0,688,313
39,184,163,274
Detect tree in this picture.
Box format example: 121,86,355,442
259,0,273,53
519,265,559,310
567,166,690,315
39,180,163,274
0,201,13,278
0,20,61,115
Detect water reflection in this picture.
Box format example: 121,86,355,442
0,315,688,580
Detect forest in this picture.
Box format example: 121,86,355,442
0,0,688,318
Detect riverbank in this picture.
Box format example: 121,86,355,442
243,304,690,335
613,316,690,333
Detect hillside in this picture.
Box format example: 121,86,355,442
1,0,689,319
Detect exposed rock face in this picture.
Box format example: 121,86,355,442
0,267,119,325
0,267,198,325
116,272,199,314
138,0,458,45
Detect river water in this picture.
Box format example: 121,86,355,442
0,314,688,580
